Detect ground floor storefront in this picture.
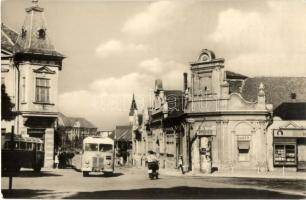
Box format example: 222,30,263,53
272,128,306,171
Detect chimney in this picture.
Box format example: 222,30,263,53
183,73,188,91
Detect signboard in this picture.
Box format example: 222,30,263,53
198,126,216,136
237,135,251,141
273,129,306,138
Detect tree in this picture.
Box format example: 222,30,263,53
1,84,16,121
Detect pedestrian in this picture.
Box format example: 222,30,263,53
54,151,59,169
178,155,185,174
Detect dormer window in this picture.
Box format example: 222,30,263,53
38,28,46,39
291,93,296,100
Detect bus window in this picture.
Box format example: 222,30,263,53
85,143,98,151
99,144,113,152
20,142,26,150
4,141,9,150
14,142,20,149
36,144,42,151
27,143,33,150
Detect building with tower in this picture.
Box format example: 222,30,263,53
1,0,65,168
184,49,271,173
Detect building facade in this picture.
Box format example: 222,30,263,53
1,0,65,167
184,49,271,173
57,113,97,152
239,77,306,171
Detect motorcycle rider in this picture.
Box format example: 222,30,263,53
147,150,159,178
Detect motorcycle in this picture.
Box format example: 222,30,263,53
147,161,159,180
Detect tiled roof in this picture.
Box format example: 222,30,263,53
1,23,18,54
241,77,306,108
274,102,306,120
226,70,248,79
115,125,132,141
58,113,97,129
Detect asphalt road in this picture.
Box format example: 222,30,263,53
2,167,306,199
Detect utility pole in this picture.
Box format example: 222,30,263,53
8,126,15,190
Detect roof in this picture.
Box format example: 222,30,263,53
241,77,306,109
1,23,18,54
2,134,43,143
83,136,114,145
115,125,132,141
226,70,248,79
58,113,97,129
13,1,64,58
274,102,306,120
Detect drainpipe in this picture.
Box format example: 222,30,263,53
14,62,21,135
265,111,274,171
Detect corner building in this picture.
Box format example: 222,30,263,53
184,49,271,173
1,0,65,168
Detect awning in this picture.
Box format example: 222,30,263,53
238,141,250,150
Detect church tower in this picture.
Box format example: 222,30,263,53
129,93,138,125
13,0,65,168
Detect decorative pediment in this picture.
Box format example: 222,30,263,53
280,121,302,129
227,93,258,110
33,66,55,74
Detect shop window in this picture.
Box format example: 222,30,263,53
274,144,296,166
238,141,250,161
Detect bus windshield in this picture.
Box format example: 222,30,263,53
84,143,98,151
99,144,113,152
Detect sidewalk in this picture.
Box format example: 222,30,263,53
158,168,306,180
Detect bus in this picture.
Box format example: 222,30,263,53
81,136,115,177
1,134,44,172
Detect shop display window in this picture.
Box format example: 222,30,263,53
274,144,296,166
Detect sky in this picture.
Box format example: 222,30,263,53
2,0,306,130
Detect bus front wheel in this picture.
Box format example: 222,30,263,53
83,171,89,177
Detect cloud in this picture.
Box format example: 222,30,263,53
59,58,188,130
209,1,306,76
138,58,163,74
95,39,146,58
138,58,187,75
121,1,181,35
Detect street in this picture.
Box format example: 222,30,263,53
2,167,306,199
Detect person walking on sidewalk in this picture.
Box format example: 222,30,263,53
54,151,59,169
178,155,185,174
